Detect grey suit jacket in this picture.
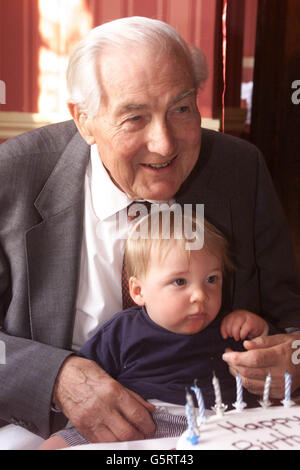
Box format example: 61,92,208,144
0,120,299,438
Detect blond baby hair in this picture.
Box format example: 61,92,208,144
125,209,234,280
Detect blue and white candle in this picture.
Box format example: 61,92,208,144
259,372,272,408
232,373,246,412
191,380,206,425
281,372,295,408
185,389,200,445
211,372,227,416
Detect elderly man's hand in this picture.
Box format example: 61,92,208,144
52,356,156,443
222,333,300,399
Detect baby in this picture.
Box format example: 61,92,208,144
39,209,272,449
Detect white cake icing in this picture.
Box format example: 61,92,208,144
177,405,300,450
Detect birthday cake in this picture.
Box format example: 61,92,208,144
177,373,300,450
64,372,300,451
176,405,300,450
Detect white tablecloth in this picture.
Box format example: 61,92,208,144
0,424,44,450
65,436,178,451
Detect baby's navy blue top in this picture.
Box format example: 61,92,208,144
78,307,278,410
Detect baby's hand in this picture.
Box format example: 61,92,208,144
221,309,269,341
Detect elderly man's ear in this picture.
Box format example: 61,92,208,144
67,103,96,146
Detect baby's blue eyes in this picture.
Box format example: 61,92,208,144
172,278,187,287
206,275,218,284
172,276,219,287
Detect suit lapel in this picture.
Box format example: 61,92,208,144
26,132,90,348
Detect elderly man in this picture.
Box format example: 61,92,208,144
0,17,299,447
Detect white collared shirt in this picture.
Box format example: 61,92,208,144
72,145,174,350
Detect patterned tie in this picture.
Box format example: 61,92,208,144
121,201,152,310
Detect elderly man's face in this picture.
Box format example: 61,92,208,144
86,46,201,200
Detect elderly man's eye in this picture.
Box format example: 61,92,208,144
176,106,189,113
128,115,141,121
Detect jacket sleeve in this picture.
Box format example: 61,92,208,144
0,335,72,438
0,128,78,439
251,150,300,328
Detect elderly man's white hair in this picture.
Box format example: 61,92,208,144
67,16,208,117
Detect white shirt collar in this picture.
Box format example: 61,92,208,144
89,144,175,221
90,144,131,221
